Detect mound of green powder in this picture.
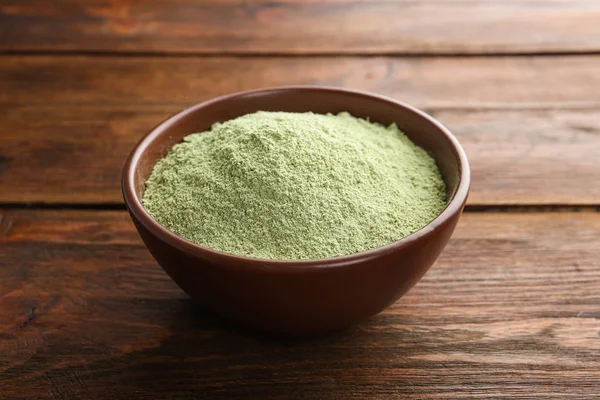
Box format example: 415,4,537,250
142,111,447,260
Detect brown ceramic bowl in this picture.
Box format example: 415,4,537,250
122,86,470,335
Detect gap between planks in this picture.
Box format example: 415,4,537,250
0,204,599,213
3,50,600,58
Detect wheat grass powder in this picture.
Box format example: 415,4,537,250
142,111,447,260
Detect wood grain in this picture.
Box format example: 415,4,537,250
0,210,599,399
1,55,599,205
430,108,600,205
1,0,600,55
3,55,600,108
2,105,600,205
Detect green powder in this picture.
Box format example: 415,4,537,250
142,111,447,260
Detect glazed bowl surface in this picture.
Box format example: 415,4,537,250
122,86,470,334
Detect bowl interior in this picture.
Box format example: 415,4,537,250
131,88,462,212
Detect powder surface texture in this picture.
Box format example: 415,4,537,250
142,111,447,260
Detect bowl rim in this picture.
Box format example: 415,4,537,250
122,85,470,270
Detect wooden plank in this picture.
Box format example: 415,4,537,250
1,210,599,399
2,106,600,205
0,104,173,204
431,108,600,205
1,55,599,205
2,55,600,108
1,1,599,55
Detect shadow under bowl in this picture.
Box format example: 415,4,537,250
122,86,470,335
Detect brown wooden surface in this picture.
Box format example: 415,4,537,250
3,55,600,108
1,210,599,399
2,1,599,398
1,0,600,55
3,105,600,205
1,55,600,204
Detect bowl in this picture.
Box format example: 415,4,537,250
122,86,470,335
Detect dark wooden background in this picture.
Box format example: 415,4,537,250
1,1,599,399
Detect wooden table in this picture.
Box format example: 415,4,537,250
1,1,599,398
